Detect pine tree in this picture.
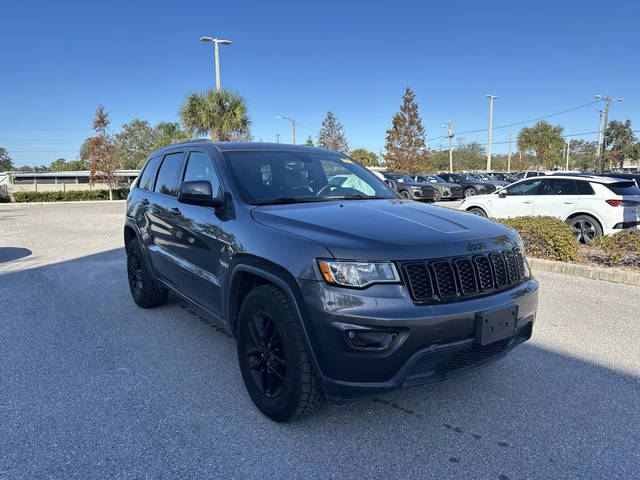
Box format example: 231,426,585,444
305,135,314,146
383,87,429,174
317,111,349,153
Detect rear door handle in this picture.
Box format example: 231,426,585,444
523,200,533,204
563,201,576,204
170,207,182,216
141,198,150,206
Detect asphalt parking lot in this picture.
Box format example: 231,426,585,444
1,201,639,479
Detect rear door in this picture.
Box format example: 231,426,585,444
532,178,580,219
491,178,543,218
146,151,186,287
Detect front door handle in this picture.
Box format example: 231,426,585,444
563,201,576,204
523,200,533,204
141,198,150,206
170,207,182,216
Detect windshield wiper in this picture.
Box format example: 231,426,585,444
325,194,391,200
251,197,333,205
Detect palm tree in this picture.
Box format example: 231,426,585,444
180,89,251,142
517,121,565,170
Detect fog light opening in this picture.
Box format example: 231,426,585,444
346,330,397,350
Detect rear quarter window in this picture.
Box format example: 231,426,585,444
576,181,594,195
604,182,640,195
137,156,161,190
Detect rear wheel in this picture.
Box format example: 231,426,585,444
566,215,602,245
126,240,168,308
237,284,325,422
467,207,487,217
464,187,477,198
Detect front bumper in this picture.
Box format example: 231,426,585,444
411,188,436,200
298,278,539,404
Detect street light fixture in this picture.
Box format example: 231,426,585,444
200,36,232,91
276,115,296,144
485,95,498,172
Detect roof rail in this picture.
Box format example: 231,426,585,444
168,138,212,146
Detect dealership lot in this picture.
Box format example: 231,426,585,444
1,202,639,479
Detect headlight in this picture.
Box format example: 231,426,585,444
317,260,400,288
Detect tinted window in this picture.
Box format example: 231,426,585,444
223,150,394,204
505,179,543,196
604,182,640,196
183,151,221,196
576,180,594,195
542,179,578,195
154,152,184,196
138,156,161,191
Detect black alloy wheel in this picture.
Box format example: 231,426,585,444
245,310,287,399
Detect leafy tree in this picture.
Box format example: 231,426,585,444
86,105,118,200
453,141,486,171
50,157,86,171
517,121,565,170
429,150,450,172
349,148,380,166
567,139,597,171
604,120,639,170
383,87,429,174
317,111,349,153
305,135,314,146
180,88,251,141
113,119,156,169
0,147,14,171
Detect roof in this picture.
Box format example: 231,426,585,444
156,140,334,154
540,175,631,184
11,170,140,178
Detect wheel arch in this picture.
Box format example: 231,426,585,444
564,211,604,232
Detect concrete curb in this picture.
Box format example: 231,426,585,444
529,257,640,287
0,200,127,206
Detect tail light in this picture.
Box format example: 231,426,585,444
606,199,640,207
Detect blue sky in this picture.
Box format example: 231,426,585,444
1,0,639,167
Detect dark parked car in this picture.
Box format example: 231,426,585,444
413,174,463,201
382,173,436,201
470,173,510,187
124,141,539,421
486,172,516,183
437,173,498,197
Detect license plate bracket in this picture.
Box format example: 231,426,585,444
475,305,518,346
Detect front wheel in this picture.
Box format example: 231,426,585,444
464,187,477,198
467,207,487,217
566,215,602,245
432,190,442,202
237,284,325,422
400,190,411,199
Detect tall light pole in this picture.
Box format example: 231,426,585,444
200,36,232,91
485,95,498,172
595,94,623,172
507,132,513,173
595,110,603,171
442,121,454,172
276,115,295,144
565,135,571,170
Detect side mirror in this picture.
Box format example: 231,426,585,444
498,190,507,199
177,180,223,208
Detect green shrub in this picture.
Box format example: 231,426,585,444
592,231,640,266
494,216,577,262
13,188,130,203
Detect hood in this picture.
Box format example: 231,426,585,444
400,181,433,189
439,182,462,189
251,199,518,261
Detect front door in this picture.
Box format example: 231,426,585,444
491,178,544,218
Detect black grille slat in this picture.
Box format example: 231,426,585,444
402,248,527,304
431,261,457,297
454,258,477,294
490,252,508,286
403,263,432,300
447,339,510,372
502,249,518,283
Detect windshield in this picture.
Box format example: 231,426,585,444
389,174,413,183
472,173,490,181
223,150,396,204
424,175,444,184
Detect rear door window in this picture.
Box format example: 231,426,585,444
604,182,640,195
154,152,184,196
138,156,161,191
542,179,578,195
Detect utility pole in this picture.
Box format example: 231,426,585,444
507,132,512,173
565,136,570,170
447,120,454,172
595,94,623,173
200,36,232,91
595,110,603,172
485,95,498,172
275,116,296,144
275,133,280,144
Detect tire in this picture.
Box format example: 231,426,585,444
237,284,325,422
464,187,477,198
467,207,487,218
433,190,442,202
400,190,411,199
565,215,602,245
126,240,168,308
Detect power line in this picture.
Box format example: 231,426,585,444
426,99,603,142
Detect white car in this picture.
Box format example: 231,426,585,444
460,175,640,244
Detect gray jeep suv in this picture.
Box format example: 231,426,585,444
124,141,539,422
